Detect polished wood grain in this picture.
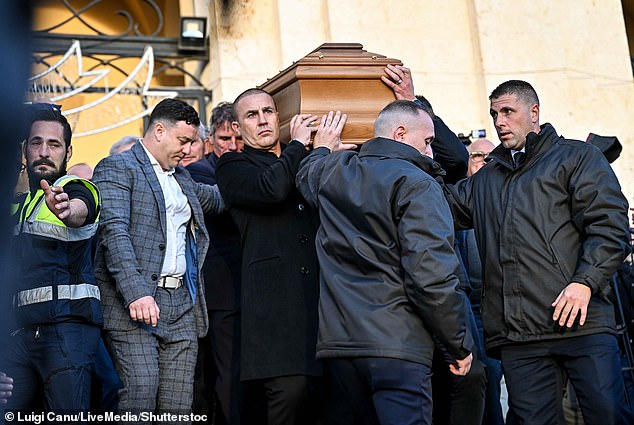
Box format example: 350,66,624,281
259,43,401,144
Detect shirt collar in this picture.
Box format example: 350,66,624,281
510,146,526,156
140,140,175,176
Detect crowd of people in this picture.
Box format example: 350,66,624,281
1,63,633,425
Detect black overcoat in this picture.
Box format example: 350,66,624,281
216,140,322,380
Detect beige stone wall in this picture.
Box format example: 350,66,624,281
204,0,633,204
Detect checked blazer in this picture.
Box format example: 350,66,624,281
93,141,225,337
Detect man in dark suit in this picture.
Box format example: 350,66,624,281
187,102,243,425
215,89,343,425
93,98,224,419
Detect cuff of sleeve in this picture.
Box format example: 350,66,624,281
312,146,332,154
120,278,156,307
572,265,606,296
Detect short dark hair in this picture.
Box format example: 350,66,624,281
232,88,275,118
26,104,72,149
489,80,539,106
147,98,200,131
210,102,235,136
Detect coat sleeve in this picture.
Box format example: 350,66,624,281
194,181,225,215
295,147,332,209
216,140,308,209
443,176,475,230
186,160,213,184
396,177,473,360
93,155,155,306
431,115,469,184
568,146,631,295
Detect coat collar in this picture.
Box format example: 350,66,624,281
359,137,445,178
488,123,559,170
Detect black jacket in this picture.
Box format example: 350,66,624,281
431,115,469,184
187,154,242,311
297,138,473,366
447,123,631,356
216,140,321,380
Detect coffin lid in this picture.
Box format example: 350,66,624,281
259,43,402,93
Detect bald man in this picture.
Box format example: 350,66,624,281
296,100,473,425
466,139,495,177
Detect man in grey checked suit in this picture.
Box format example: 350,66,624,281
93,98,224,420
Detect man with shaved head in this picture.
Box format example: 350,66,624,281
296,100,473,425
215,89,347,424
466,138,495,177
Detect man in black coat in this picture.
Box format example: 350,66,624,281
187,102,243,425
384,64,487,425
447,80,632,425
215,89,342,425
296,100,473,425
382,63,469,184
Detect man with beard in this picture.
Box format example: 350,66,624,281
2,104,102,415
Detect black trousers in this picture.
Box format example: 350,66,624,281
210,309,241,425
431,303,486,425
242,375,320,425
501,333,634,425
431,351,486,425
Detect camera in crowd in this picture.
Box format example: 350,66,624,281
458,129,486,146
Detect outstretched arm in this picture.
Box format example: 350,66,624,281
41,179,88,228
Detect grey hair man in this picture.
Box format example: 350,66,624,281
109,135,137,155
466,138,495,177
186,101,244,424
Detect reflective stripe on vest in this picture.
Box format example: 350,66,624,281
18,219,98,241
13,175,99,241
14,283,101,307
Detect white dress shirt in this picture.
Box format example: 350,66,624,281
141,141,191,277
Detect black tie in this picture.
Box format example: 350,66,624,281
513,151,525,169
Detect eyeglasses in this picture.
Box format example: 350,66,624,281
469,151,490,162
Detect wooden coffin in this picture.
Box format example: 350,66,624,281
258,43,401,144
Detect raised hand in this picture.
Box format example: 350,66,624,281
289,113,319,146
41,179,89,227
314,111,355,152
382,64,416,100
